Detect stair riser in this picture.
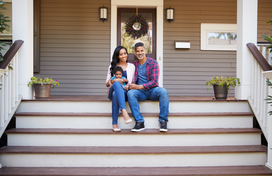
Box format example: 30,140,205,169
16,116,254,129
16,101,252,113
7,134,261,146
0,153,266,167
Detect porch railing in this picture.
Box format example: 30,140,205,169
0,40,24,137
247,42,272,170
257,42,272,65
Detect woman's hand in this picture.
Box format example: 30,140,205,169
106,79,112,87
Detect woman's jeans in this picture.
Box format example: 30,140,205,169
108,81,127,125
127,87,169,122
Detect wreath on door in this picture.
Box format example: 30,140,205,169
125,15,149,39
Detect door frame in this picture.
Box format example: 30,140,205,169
111,0,164,86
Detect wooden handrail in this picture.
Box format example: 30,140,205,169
247,43,272,71
0,40,24,69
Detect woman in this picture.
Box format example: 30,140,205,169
106,46,135,132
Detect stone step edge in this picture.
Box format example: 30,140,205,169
0,166,272,176
14,112,254,117
0,145,267,154
5,128,262,135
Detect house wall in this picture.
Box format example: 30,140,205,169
163,0,272,96
36,0,111,95
257,0,272,42
163,0,237,96
35,0,272,96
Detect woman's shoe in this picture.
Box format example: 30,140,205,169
124,118,132,124
122,109,132,124
112,127,121,132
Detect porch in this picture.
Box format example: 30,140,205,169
0,0,272,174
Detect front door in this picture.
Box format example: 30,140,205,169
117,8,156,63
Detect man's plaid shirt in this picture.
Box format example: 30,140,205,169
133,57,159,89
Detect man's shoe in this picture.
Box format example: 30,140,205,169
159,120,168,132
131,122,145,132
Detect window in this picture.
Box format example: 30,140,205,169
201,23,237,51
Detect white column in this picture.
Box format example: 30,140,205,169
156,5,163,87
110,4,117,60
12,0,33,99
235,0,258,100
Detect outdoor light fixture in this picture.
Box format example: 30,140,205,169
166,7,174,22
99,6,108,22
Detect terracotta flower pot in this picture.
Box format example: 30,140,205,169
33,84,51,99
213,84,229,100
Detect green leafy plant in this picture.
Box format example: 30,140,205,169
205,76,240,92
0,1,11,62
262,20,272,53
27,76,60,89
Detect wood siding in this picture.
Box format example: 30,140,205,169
163,0,237,96
163,0,272,96
35,0,272,96
36,0,111,95
257,0,272,42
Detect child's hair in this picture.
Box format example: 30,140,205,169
113,66,123,75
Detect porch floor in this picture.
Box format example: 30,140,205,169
0,166,272,176
25,95,238,102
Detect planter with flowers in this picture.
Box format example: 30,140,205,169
205,76,240,100
27,76,59,99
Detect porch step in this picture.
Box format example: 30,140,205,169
16,99,251,113
0,145,267,167
5,128,262,146
15,112,254,129
1,166,272,176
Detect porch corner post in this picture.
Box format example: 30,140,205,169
235,0,258,100
266,112,272,170
266,79,272,170
12,0,33,99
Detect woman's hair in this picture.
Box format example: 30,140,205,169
113,66,123,75
110,46,128,77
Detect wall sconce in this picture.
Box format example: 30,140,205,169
99,6,108,22
166,7,174,23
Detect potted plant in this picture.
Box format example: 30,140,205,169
205,76,240,100
27,76,59,99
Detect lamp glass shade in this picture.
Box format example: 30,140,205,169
100,7,107,20
166,8,174,22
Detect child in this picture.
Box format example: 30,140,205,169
111,66,128,91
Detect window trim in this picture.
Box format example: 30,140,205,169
201,23,237,51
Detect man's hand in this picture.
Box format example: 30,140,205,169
122,78,128,83
128,84,144,90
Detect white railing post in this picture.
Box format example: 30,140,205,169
0,71,6,128
263,71,272,170
15,53,19,101
266,84,272,169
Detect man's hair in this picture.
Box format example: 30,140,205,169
135,42,144,51
113,66,123,75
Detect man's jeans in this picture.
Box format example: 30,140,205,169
127,87,169,122
108,82,128,124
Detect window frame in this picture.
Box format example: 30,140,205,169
201,23,237,51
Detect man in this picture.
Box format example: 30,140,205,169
128,42,169,132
